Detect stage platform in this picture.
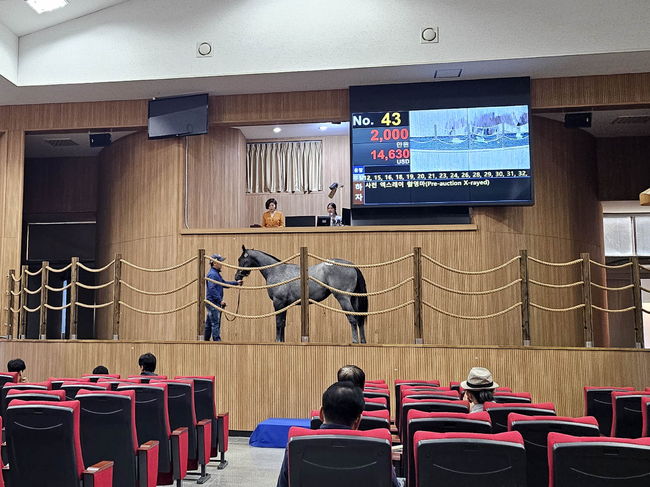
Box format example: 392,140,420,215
249,418,311,448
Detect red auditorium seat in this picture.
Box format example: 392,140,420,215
484,402,556,433
60,381,111,400
405,410,492,487
81,373,121,382
611,390,650,438
364,396,388,411
287,426,393,487
1,382,50,416
4,388,65,411
492,391,532,403
128,375,168,383
394,380,440,415
50,377,91,390
413,431,526,486
77,389,159,487
5,399,113,487
0,372,18,389
310,408,390,431
97,378,141,390
548,433,650,486
583,386,634,435
116,383,189,486
642,396,650,437
400,397,470,441
508,414,600,487
365,380,387,386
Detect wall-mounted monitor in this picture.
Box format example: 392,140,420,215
350,78,532,208
148,93,209,139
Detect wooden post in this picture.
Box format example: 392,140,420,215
519,250,531,346
197,249,206,341
631,257,645,348
19,265,27,339
580,253,594,347
412,247,423,344
300,247,310,342
69,257,79,339
39,261,49,340
5,269,15,339
112,254,122,340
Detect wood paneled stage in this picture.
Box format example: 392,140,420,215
1,339,647,431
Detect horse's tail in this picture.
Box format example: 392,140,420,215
353,268,368,326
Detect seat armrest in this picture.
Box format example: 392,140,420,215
197,419,212,465
170,427,189,481
217,412,229,453
137,440,159,487
82,460,114,487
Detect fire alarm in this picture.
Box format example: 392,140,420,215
196,42,213,57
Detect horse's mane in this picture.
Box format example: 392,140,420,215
248,248,280,263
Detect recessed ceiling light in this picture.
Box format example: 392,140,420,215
319,125,328,131
273,127,282,133
25,0,69,14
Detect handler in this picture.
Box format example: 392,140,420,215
205,253,242,341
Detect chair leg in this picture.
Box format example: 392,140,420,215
196,463,211,484
217,451,228,470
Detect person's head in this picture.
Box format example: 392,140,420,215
265,198,277,211
7,358,26,382
210,253,225,271
465,389,494,405
138,353,157,373
327,202,337,216
92,365,109,375
320,381,365,428
460,367,498,405
337,364,365,389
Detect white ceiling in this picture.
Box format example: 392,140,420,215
24,130,136,157
537,109,650,137
0,0,129,36
237,122,349,140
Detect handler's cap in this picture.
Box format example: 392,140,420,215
210,254,226,262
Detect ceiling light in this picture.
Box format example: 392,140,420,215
319,125,328,131
273,127,282,133
25,0,68,14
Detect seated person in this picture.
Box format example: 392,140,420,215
460,366,498,413
337,364,365,389
262,198,285,228
327,202,343,226
138,352,158,376
8,358,27,383
276,381,400,487
92,365,109,375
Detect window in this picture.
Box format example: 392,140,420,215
603,214,650,256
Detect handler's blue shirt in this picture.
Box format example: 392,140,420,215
206,267,238,304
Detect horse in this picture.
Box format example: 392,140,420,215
234,246,368,343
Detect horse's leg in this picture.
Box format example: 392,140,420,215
275,310,287,342
334,295,359,344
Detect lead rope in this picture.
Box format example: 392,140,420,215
224,287,241,322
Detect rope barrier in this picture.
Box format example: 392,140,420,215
643,308,650,314
25,268,43,276
590,282,634,291
309,276,414,297
422,277,521,295
119,300,197,315
422,254,520,275
9,290,21,296
44,302,72,310
529,302,585,312
214,253,300,271
528,256,582,267
205,299,300,318
529,279,583,289
10,274,22,282
76,281,113,290
589,260,633,269
592,304,636,313
121,256,197,273
642,287,650,294
308,253,414,268
45,263,73,273
9,307,21,314
641,264,650,271
212,276,301,290
121,279,197,296
76,301,113,309
24,286,42,295
309,299,414,316
78,261,115,273
22,305,41,313
422,301,521,319
45,283,73,292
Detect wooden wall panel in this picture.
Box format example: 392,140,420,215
597,136,650,201
0,340,647,431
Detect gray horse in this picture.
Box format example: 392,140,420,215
234,246,368,343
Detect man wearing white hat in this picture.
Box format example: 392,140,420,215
205,254,242,341
460,367,498,413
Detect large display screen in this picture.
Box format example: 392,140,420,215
350,78,533,208
148,93,208,139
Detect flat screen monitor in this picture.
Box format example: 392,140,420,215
148,93,208,139
285,216,316,227
350,77,533,208
316,216,331,227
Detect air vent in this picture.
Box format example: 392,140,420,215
610,115,650,125
43,138,79,147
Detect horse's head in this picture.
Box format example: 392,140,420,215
234,245,254,280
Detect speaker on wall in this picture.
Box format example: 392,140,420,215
89,133,112,147
564,113,592,128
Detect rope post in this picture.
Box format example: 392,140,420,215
519,250,531,346
19,265,27,339
580,253,594,347
112,254,122,340
412,247,423,344
69,257,79,339
631,256,645,348
197,249,206,341
300,247,310,343
39,261,49,340
5,269,15,339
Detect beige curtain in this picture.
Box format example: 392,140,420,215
246,140,322,193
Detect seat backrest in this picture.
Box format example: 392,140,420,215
81,374,121,382
310,410,321,429
509,414,600,487
584,386,634,435
77,389,138,487
6,399,84,486
50,377,90,390
364,396,388,411
406,410,492,487
287,427,393,487
394,380,440,424
485,402,556,433
611,391,650,438
414,431,526,487
400,398,469,440
1,382,49,416
493,392,532,403
642,397,650,437
97,378,140,390
359,409,390,430
60,382,110,400
117,383,172,472
548,432,650,487
0,372,18,389
174,376,217,421
153,380,197,460
128,375,168,384
4,389,65,413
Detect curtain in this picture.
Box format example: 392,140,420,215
246,140,322,193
